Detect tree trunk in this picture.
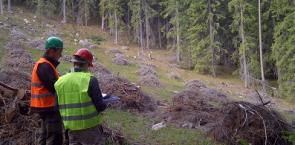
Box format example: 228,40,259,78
84,1,88,26
114,10,118,44
240,3,249,88
0,0,3,15
176,1,180,63
74,0,82,25
158,14,162,49
258,0,266,90
101,15,105,29
127,2,131,43
7,0,11,12
62,0,66,23
140,16,144,50
145,1,150,49
139,1,144,50
109,13,112,34
208,0,216,77
165,19,169,49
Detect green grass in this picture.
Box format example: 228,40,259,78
92,47,139,82
0,29,9,64
279,110,295,124
102,109,219,145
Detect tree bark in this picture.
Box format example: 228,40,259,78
258,0,266,90
114,10,118,44
127,1,131,43
176,1,180,63
62,0,66,23
7,0,11,12
158,14,162,49
145,1,150,49
208,0,216,77
139,1,144,50
0,0,3,15
84,1,88,26
101,15,105,29
240,3,249,88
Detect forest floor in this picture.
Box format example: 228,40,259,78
0,7,294,145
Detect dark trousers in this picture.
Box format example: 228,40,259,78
68,125,105,145
38,111,63,145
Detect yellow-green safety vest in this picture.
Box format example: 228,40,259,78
54,72,102,131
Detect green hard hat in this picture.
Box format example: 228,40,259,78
45,37,63,50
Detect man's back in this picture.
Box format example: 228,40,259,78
55,72,105,131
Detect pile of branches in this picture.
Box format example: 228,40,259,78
138,65,161,87
101,124,127,145
0,85,39,145
209,101,293,145
0,28,33,89
99,74,156,112
163,80,227,130
91,61,156,112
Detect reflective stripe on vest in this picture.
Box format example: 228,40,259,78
30,58,59,108
55,72,102,131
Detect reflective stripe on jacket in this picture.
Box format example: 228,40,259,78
54,72,102,131
30,58,59,108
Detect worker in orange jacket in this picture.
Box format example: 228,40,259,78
30,37,64,145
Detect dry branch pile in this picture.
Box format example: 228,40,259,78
99,74,156,112
29,39,44,50
209,101,293,145
0,86,39,145
0,29,33,89
138,65,161,87
166,80,226,130
92,63,156,112
112,53,129,65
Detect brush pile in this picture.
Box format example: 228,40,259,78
209,101,293,145
138,65,161,87
0,85,39,145
167,80,226,130
0,28,33,89
112,53,129,65
101,124,127,145
92,63,156,112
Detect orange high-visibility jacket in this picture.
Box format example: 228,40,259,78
30,58,59,108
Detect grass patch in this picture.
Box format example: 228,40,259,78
278,110,295,124
92,47,139,82
0,29,9,64
88,35,105,45
102,109,219,145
